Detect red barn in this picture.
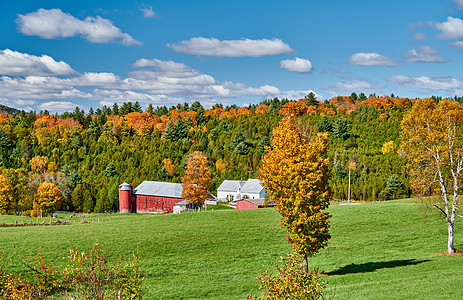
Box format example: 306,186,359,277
236,198,276,210
119,181,185,213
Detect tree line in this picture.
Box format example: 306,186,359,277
0,93,454,214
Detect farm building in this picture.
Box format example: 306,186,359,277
119,181,185,213
216,179,267,202
240,179,267,199
236,199,276,210
216,180,246,202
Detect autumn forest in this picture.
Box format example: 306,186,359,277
0,93,457,215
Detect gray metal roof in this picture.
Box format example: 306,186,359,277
217,180,246,192
241,179,265,194
119,182,131,191
133,181,183,198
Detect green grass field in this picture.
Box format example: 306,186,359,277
0,199,462,299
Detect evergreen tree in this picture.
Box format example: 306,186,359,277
82,189,94,213
112,103,119,115
104,163,118,177
305,92,319,107
133,101,142,113
333,118,349,140
163,121,177,140
146,104,154,114
317,116,333,133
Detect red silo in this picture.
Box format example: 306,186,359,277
119,182,132,213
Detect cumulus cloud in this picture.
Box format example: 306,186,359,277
169,37,293,57
38,101,83,113
280,57,313,73
349,52,395,66
403,46,445,63
140,4,156,18
434,17,463,40
0,49,77,76
17,8,141,46
0,57,294,109
324,80,373,93
389,75,463,90
449,41,463,48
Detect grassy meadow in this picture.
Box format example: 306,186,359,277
0,199,462,299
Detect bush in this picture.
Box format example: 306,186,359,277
0,244,145,300
247,253,325,300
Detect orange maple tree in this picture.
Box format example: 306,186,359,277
34,182,63,217
181,151,212,207
259,117,331,272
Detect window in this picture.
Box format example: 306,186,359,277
170,201,172,204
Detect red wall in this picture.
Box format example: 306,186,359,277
135,194,184,213
236,200,259,210
119,190,132,213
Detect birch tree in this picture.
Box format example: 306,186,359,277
401,98,463,254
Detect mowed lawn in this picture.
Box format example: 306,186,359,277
0,199,462,299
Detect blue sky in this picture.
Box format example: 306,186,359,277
1,0,463,113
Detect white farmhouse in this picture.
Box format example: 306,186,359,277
217,179,267,202
216,180,246,202
240,179,267,200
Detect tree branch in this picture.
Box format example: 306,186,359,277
431,203,448,217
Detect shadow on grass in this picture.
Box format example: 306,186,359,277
326,259,430,275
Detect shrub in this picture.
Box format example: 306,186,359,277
0,244,145,300
247,253,325,300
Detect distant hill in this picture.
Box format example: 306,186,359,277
0,104,21,115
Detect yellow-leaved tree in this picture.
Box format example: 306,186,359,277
259,117,331,272
0,174,13,214
401,98,463,254
181,151,212,209
34,182,63,218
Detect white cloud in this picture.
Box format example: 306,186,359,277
435,17,463,40
412,33,426,41
453,0,463,9
0,58,290,106
270,90,323,101
0,75,92,100
140,4,156,18
132,59,197,77
403,46,445,63
449,41,463,48
389,75,463,90
38,101,83,113
0,49,77,76
169,37,293,57
17,8,141,46
280,57,313,73
324,80,373,92
349,52,395,66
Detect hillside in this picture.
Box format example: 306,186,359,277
0,94,453,213
0,103,20,115
0,199,462,299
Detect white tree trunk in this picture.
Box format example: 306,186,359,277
448,222,455,254
348,169,351,204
